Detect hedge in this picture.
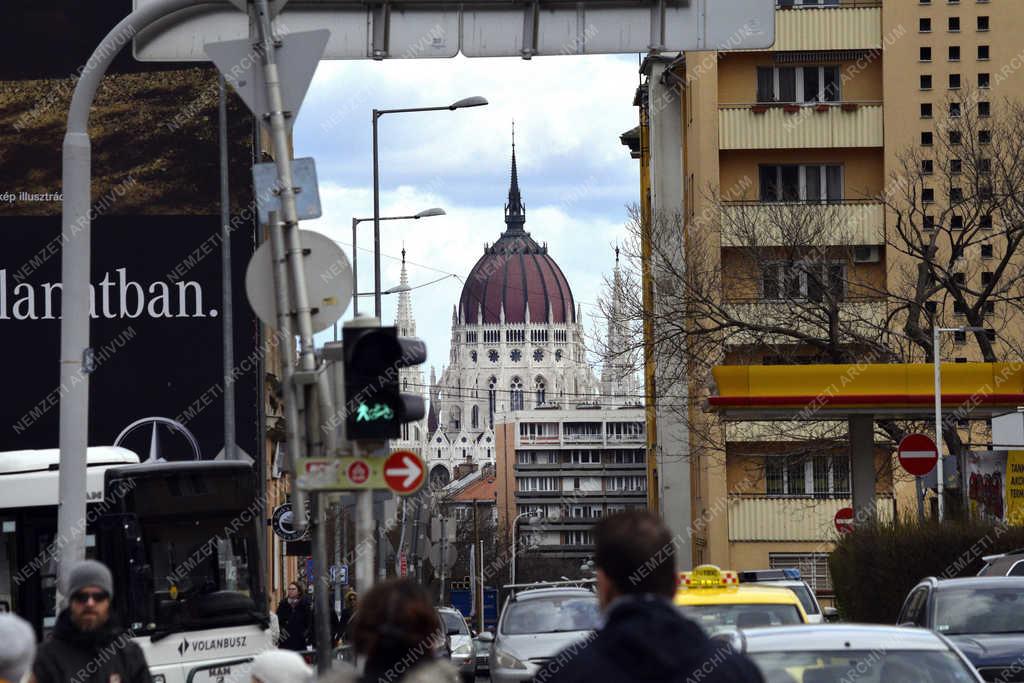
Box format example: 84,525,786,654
828,518,1024,623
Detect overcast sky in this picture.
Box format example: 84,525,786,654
295,54,642,379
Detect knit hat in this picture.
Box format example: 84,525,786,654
250,651,313,683
64,559,114,599
0,613,36,683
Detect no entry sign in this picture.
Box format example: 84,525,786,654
834,507,855,534
899,433,939,477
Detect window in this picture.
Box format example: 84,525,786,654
950,158,962,174
505,329,525,343
978,16,989,31
950,187,964,202
951,215,964,230
488,376,497,425
949,46,961,61
922,188,935,202
925,301,938,314
509,349,522,362
981,244,994,259
756,66,840,103
948,16,960,31
771,553,833,593
529,329,548,343
922,131,934,146
920,74,933,90
955,357,968,363
986,329,997,342
534,377,546,406
921,159,934,175
471,405,479,429
518,477,559,492
953,272,966,287
920,17,932,32
949,130,962,145
924,215,936,231
762,261,845,302
566,531,594,546
759,165,842,202
981,214,993,229
483,330,500,344
568,451,600,465
981,271,993,286
920,46,932,61
980,130,992,144
532,349,543,362
953,301,967,314
921,103,933,118
765,455,850,497
978,45,990,60
979,101,991,117
510,377,524,411
949,73,961,88
607,476,646,492
979,73,990,88
979,158,992,174
612,450,645,464
949,102,961,117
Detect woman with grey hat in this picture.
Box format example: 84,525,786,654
31,559,152,683
0,613,35,683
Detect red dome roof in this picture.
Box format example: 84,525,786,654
458,144,576,326
459,233,576,326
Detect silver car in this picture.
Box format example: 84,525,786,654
438,607,476,683
715,624,983,683
482,586,600,683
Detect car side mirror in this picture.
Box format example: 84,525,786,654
477,631,494,643
822,607,839,622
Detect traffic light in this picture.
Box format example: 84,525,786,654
342,323,427,440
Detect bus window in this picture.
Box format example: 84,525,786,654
0,522,14,614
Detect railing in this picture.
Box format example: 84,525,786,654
722,299,888,345
606,433,645,442
771,3,882,52
719,103,883,150
728,496,894,542
720,200,884,246
519,434,560,445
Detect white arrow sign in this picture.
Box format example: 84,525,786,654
386,456,422,489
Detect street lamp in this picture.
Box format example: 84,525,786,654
933,324,986,521
510,511,541,584
351,208,445,315
372,96,489,318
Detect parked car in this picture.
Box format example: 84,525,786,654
482,583,600,683
977,549,1024,576
898,576,1024,681
737,568,838,624
473,632,490,675
714,624,983,682
437,606,476,683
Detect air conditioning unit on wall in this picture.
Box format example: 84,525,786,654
853,246,881,263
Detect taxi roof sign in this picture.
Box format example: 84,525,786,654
681,564,739,589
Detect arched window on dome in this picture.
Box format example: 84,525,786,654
510,377,524,411
534,376,546,407
471,405,479,430
450,406,461,431
488,376,497,427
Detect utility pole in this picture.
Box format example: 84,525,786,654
473,500,482,633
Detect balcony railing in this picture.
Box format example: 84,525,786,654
719,103,883,150
563,433,603,443
771,3,882,52
606,433,645,443
721,200,884,247
728,496,894,542
722,298,887,345
519,434,560,445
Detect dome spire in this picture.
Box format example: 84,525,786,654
504,121,526,234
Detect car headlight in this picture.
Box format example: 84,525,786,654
495,649,527,670
453,642,473,656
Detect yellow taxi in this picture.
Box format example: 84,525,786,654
673,565,810,635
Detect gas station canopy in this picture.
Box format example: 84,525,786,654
708,362,1024,421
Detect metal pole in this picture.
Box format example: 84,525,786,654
372,111,383,319
934,325,945,522
479,536,485,633
57,0,219,600
352,216,359,316
354,444,375,593
439,516,446,604
218,75,236,461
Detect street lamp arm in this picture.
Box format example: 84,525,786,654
375,105,453,117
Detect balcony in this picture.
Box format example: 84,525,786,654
519,434,561,446
719,103,883,150
771,3,882,52
721,201,884,247
728,496,894,542
723,299,887,346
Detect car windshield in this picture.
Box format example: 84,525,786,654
441,611,469,635
500,596,601,635
749,650,977,683
780,585,819,615
934,586,1024,635
679,604,803,634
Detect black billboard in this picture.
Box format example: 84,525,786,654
0,1,261,459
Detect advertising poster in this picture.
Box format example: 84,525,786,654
0,0,260,460
1006,451,1024,526
967,451,1007,522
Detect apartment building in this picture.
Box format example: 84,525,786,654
626,0,1024,597
493,408,647,576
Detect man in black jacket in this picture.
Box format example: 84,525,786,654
32,559,152,683
275,581,313,651
537,511,764,683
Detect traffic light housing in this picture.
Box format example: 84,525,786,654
342,324,426,440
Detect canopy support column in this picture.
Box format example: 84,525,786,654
850,415,876,525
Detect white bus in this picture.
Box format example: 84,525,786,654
0,449,274,683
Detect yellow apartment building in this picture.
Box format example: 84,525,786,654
625,0,1024,601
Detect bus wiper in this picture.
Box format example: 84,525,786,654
150,620,201,642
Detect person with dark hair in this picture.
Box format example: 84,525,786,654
277,581,313,651
320,579,458,683
537,511,763,683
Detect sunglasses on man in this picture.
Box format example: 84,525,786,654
71,591,110,605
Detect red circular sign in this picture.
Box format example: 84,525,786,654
347,460,370,485
835,507,855,534
383,450,425,495
898,433,938,477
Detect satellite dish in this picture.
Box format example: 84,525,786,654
245,229,352,332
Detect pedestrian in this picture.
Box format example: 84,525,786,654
31,559,152,683
339,590,358,642
319,579,458,683
277,581,313,651
250,650,313,683
0,613,35,683
536,511,764,683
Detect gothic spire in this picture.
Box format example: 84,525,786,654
504,121,526,233
395,244,415,337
